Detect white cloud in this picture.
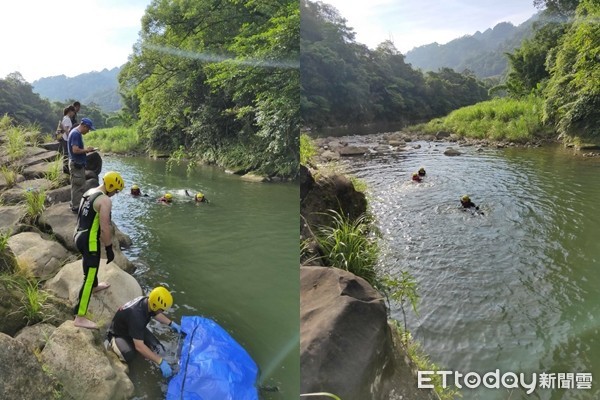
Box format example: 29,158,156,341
322,0,538,53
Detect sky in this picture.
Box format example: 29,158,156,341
323,0,541,53
0,0,153,83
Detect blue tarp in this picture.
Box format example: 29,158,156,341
166,316,259,400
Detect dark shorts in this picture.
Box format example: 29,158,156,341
108,328,164,363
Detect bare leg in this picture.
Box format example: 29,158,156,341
74,316,98,329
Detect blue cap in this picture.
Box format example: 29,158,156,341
80,118,95,131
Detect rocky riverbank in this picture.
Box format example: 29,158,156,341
300,163,437,400
0,129,141,399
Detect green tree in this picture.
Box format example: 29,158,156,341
543,0,600,142
0,72,56,132
119,0,299,177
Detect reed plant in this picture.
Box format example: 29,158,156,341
85,125,140,153
6,126,27,161
0,271,52,325
417,95,548,143
0,229,10,253
382,272,420,338
300,133,317,165
314,210,378,285
0,113,13,131
23,189,46,222
45,155,66,188
0,165,19,188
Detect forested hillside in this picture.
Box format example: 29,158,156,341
405,17,538,79
421,0,600,146
120,0,299,178
0,72,56,132
300,0,489,129
32,68,122,112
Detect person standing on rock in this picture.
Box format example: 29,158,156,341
106,286,183,378
67,117,96,212
73,170,124,329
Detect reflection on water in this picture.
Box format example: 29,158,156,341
340,139,600,399
100,156,299,399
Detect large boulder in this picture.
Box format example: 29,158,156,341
300,266,393,400
300,168,367,241
15,323,57,352
8,231,74,280
40,321,134,400
0,332,58,399
0,205,26,235
44,259,142,327
46,185,71,205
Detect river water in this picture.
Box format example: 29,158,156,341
100,156,299,399
338,138,600,399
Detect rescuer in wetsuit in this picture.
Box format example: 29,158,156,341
106,287,183,378
72,170,124,329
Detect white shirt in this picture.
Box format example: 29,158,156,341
61,115,73,141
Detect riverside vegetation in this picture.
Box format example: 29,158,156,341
300,134,458,399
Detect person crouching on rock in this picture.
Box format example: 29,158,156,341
106,286,183,378
73,171,124,329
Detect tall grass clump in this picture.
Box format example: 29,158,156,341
0,271,52,324
300,133,317,165
85,125,140,153
0,113,13,130
0,229,10,253
24,189,46,222
0,166,19,188
45,155,66,188
418,95,547,143
6,126,27,161
314,210,378,285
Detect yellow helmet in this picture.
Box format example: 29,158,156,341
165,193,173,201
132,184,139,190
103,171,124,194
461,195,470,202
418,167,426,173
412,172,419,177
148,286,173,312
195,192,204,200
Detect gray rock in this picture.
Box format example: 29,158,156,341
0,332,57,399
0,205,26,235
300,266,392,400
40,321,134,400
444,147,461,156
15,323,57,352
240,172,267,182
321,150,341,161
44,259,142,328
338,146,367,156
8,232,73,281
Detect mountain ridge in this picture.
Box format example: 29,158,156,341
405,13,540,79
32,67,122,112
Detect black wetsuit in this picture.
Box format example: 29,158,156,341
73,190,104,317
461,200,478,209
107,296,163,362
